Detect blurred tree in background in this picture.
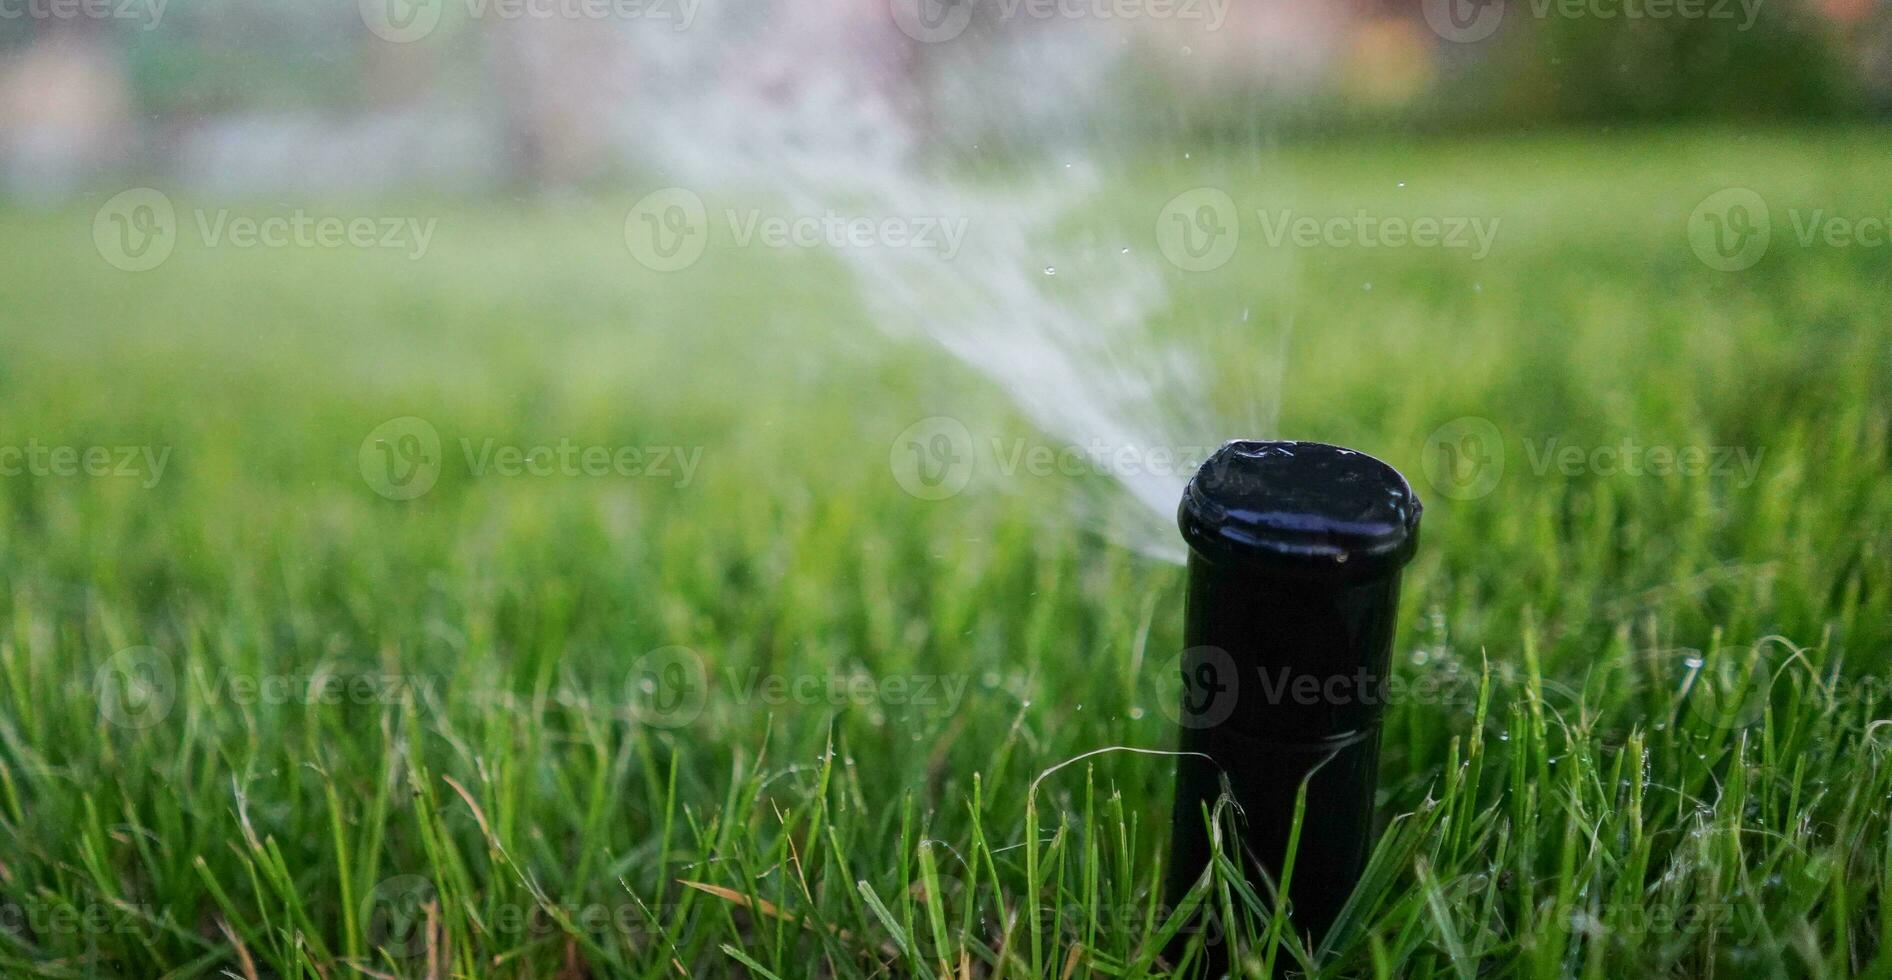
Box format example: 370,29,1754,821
0,0,1885,198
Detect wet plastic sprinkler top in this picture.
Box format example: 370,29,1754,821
1178,440,1422,578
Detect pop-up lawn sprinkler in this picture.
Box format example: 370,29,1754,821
1166,441,1422,974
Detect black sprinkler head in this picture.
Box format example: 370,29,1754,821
1166,440,1422,973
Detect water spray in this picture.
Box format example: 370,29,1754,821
1166,441,1422,971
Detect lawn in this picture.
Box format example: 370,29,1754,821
2,127,1890,978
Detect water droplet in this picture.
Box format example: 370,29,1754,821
1043,266,1056,276
1397,181,1407,188
1362,282,1373,291
1129,707,1146,719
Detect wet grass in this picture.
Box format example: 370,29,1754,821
1,127,1890,977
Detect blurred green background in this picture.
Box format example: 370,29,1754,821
6,2,1892,977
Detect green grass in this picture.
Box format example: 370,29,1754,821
2,126,1890,978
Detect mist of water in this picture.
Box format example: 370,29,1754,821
621,9,1278,563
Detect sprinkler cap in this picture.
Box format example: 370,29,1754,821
1179,440,1422,580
